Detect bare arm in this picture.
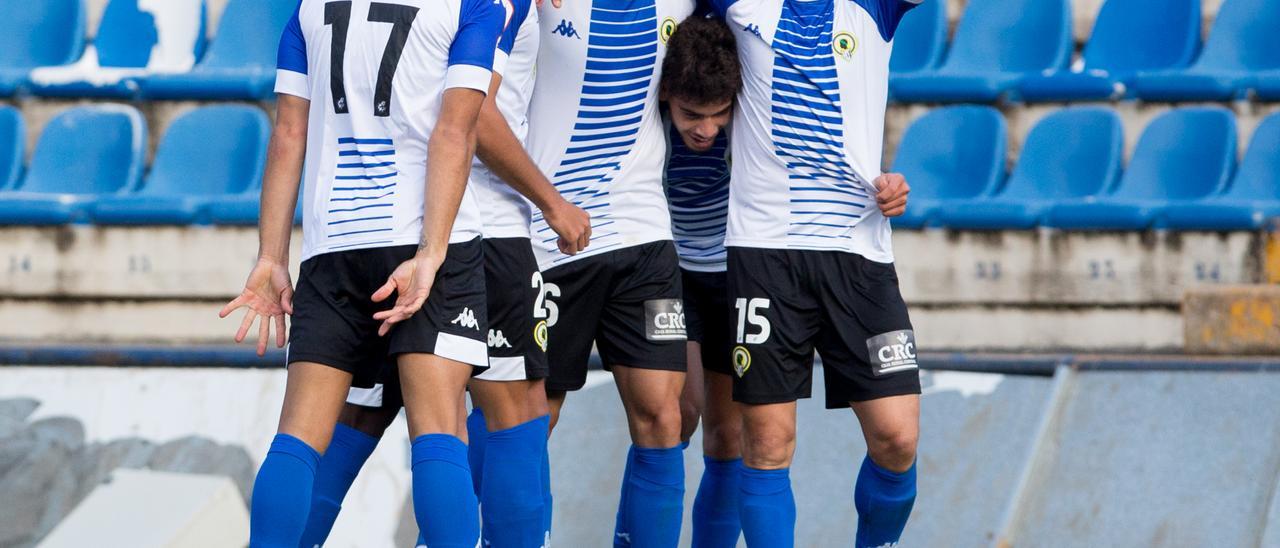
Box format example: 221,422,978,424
475,72,590,253
257,94,309,263
219,94,309,356
371,87,488,334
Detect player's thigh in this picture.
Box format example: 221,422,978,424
470,378,541,431
278,361,355,453
541,257,610,392
814,252,922,409
701,369,743,459
739,400,798,469
397,352,476,438
726,247,821,406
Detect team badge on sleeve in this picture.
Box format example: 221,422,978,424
866,330,918,377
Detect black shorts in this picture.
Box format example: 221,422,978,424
288,238,489,390
682,268,733,376
542,240,687,392
726,247,921,409
475,237,550,382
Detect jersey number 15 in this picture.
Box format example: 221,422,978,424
325,1,419,117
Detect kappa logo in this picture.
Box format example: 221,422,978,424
744,23,761,38
488,329,511,348
552,19,580,39
376,100,388,114
733,346,751,378
451,308,480,330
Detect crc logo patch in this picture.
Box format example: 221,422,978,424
533,320,548,352
644,299,687,341
866,330,918,377
833,31,857,59
660,17,677,43
732,346,751,378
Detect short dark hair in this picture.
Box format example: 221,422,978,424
660,16,742,106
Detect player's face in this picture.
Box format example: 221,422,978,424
668,96,733,152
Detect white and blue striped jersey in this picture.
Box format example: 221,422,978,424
665,122,731,272
526,0,696,269
276,0,508,261
711,0,920,263
472,0,540,239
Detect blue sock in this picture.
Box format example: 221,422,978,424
411,434,480,548
466,408,488,495
299,425,379,547
249,434,320,548
541,426,553,544
854,457,917,548
692,457,743,548
622,445,685,547
612,446,636,547
480,416,548,547
738,466,795,548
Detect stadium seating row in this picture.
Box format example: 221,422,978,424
0,0,293,100
0,102,1275,231
891,0,1280,103
893,105,1280,230
0,104,273,225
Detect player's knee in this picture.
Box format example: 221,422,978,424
866,428,918,471
742,428,794,469
630,400,684,442
702,418,743,459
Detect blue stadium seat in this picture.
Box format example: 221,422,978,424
936,107,1123,230
889,106,1006,228
889,0,945,75
1017,0,1199,102
1253,71,1280,101
139,0,297,100
0,107,25,191
1131,0,1280,101
0,0,84,95
1044,107,1236,231
90,106,270,225
0,106,146,225
28,0,206,98
890,0,1072,103
1160,113,1280,230
207,189,304,226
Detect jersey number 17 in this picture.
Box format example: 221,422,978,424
324,1,420,117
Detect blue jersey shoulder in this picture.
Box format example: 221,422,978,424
451,0,507,69
498,0,532,55
277,6,307,74
851,0,920,42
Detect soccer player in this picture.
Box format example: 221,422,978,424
218,0,506,546
659,14,912,547
292,0,593,546
703,0,924,546
527,0,696,545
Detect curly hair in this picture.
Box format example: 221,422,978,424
660,15,742,106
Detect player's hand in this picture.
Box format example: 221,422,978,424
874,173,910,218
536,0,563,8
371,251,445,336
545,198,591,255
219,257,295,357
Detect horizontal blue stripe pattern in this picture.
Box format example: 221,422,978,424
532,0,659,254
666,125,730,268
769,1,872,247
328,137,399,240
